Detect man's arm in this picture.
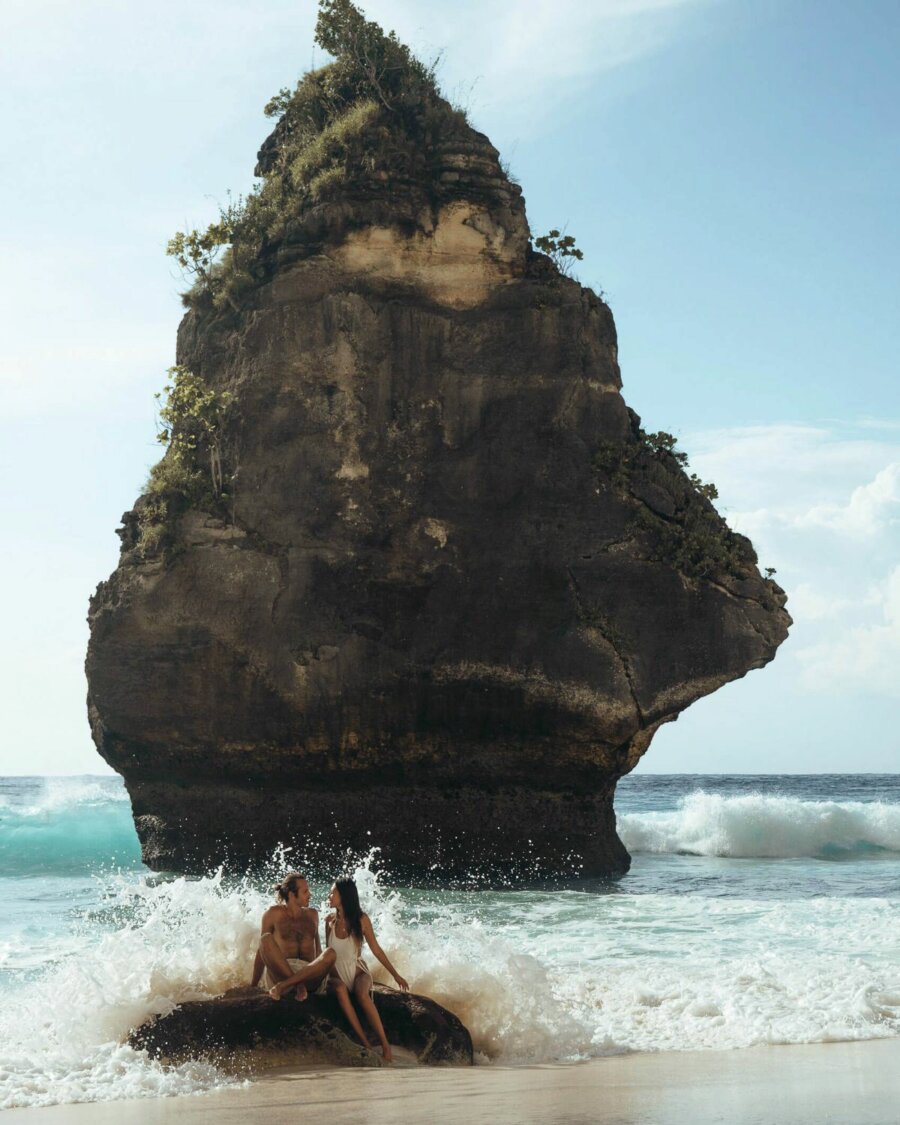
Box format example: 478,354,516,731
251,948,265,988
251,906,277,987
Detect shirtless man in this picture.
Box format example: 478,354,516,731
250,871,336,1001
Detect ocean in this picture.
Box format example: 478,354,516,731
1,773,899,1110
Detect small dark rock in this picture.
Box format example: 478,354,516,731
129,985,473,1068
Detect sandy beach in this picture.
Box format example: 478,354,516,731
12,1038,900,1125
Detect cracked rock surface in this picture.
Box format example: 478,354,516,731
86,107,790,880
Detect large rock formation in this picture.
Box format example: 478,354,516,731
86,3,789,879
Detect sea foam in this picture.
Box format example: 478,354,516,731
618,792,900,858
2,781,900,1108
1,856,899,1108
0,868,263,1109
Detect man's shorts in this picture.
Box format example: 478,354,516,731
262,957,328,995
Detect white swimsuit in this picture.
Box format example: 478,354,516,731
327,926,369,989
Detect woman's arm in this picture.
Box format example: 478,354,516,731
361,914,409,991
310,908,322,958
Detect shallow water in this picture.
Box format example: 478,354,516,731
1,773,898,1109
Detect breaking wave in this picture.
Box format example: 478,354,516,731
0,776,141,875
618,792,900,858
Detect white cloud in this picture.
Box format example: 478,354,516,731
365,0,715,132
794,463,900,537
787,582,884,624
854,417,900,433
688,423,896,502
684,421,900,702
797,567,900,698
685,422,900,540
788,584,857,623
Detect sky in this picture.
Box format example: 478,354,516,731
1,0,897,775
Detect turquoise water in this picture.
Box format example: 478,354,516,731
1,773,899,1108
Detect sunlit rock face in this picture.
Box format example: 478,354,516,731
86,89,789,881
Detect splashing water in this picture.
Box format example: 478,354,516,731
1,775,899,1108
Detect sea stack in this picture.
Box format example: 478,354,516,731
86,1,790,879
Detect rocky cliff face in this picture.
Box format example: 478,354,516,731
86,10,789,880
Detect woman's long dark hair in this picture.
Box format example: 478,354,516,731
335,877,364,947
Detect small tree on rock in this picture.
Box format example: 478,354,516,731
314,0,436,111
534,229,584,276
155,366,233,497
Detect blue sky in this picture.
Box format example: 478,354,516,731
1,0,897,774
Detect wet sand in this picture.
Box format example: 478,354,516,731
11,1038,900,1124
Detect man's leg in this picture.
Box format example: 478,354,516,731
269,948,337,1001
258,934,297,988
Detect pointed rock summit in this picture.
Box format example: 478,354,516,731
86,1,789,880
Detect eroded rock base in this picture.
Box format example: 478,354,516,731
126,778,630,881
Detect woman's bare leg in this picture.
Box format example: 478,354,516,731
330,977,371,1049
354,972,392,1062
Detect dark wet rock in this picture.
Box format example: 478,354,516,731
129,985,473,1068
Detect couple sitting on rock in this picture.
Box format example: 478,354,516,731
251,871,409,1061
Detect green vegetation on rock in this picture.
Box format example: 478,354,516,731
168,0,468,312
594,428,745,579
136,367,233,556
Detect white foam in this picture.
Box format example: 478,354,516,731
20,776,129,816
355,869,900,1063
0,868,263,1109
618,792,900,858
2,855,900,1107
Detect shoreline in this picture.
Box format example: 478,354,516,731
11,1038,900,1124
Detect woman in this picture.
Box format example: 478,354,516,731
326,876,409,1062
